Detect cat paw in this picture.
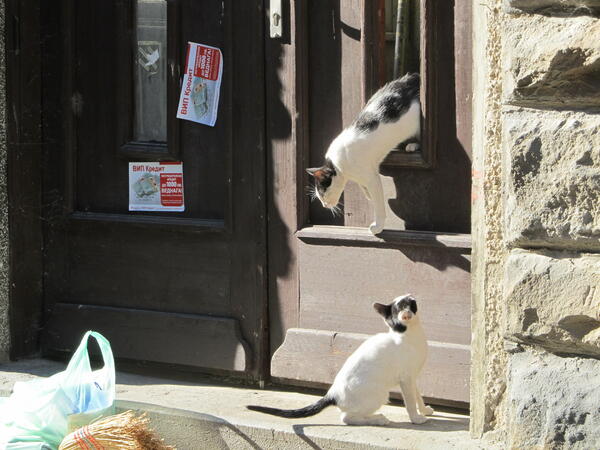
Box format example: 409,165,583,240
405,143,420,153
369,222,384,235
422,406,435,416
369,414,391,426
341,413,390,426
410,414,429,425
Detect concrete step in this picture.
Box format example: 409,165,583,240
0,359,493,450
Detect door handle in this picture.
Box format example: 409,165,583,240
269,0,282,39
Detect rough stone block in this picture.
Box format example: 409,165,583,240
504,249,600,358
506,349,600,449
505,0,600,13
504,110,600,250
503,15,600,108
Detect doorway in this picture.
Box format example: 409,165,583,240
37,0,269,379
266,0,472,407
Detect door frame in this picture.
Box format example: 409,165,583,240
5,0,45,359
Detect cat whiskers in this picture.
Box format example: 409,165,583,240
329,204,343,218
305,185,318,201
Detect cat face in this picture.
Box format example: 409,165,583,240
306,160,346,209
373,294,418,333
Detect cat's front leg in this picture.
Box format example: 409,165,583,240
416,388,434,416
359,184,372,201
399,379,429,425
365,175,385,235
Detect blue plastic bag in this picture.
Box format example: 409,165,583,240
0,331,115,450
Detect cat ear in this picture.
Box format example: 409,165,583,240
373,302,391,318
306,167,325,180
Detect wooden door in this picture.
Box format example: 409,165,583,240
40,0,267,379
267,0,472,407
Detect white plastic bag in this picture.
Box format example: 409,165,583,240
0,331,115,450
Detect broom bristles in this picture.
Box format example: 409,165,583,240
59,410,175,450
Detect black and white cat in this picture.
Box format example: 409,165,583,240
307,72,420,235
247,294,433,426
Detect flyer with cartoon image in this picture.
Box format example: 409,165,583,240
129,162,184,212
176,42,223,127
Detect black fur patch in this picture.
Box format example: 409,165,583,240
353,72,420,134
315,159,337,196
397,297,417,314
247,395,336,418
354,112,380,133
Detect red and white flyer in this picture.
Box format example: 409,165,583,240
129,162,185,212
176,42,223,127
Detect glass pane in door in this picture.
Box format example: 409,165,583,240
134,0,167,142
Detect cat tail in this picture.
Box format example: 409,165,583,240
246,395,336,418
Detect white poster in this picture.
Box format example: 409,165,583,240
129,162,184,212
176,42,223,127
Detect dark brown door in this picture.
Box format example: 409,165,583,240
41,0,267,378
267,0,472,407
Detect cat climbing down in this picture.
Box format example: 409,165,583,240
307,72,420,235
246,294,433,426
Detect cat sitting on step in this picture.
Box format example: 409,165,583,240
247,294,433,426
307,72,421,235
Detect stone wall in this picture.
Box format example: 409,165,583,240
472,0,600,447
0,0,9,363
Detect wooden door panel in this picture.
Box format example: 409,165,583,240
73,0,227,218
45,304,249,371
64,226,231,314
270,226,471,404
41,0,266,376
297,230,471,346
271,328,469,405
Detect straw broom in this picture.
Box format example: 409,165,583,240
59,410,175,450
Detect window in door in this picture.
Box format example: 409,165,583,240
134,0,167,143
307,0,471,234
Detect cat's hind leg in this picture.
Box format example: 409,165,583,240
341,412,390,426
365,174,385,235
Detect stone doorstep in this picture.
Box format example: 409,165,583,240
0,359,489,450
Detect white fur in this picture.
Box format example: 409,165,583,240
321,101,421,234
327,294,433,426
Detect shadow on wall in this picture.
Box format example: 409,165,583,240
511,48,600,108
382,0,472,234
265,0,295,357
308,0,344,226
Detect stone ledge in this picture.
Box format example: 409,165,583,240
0,359,490,450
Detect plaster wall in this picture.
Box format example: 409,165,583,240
470,0,509,438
